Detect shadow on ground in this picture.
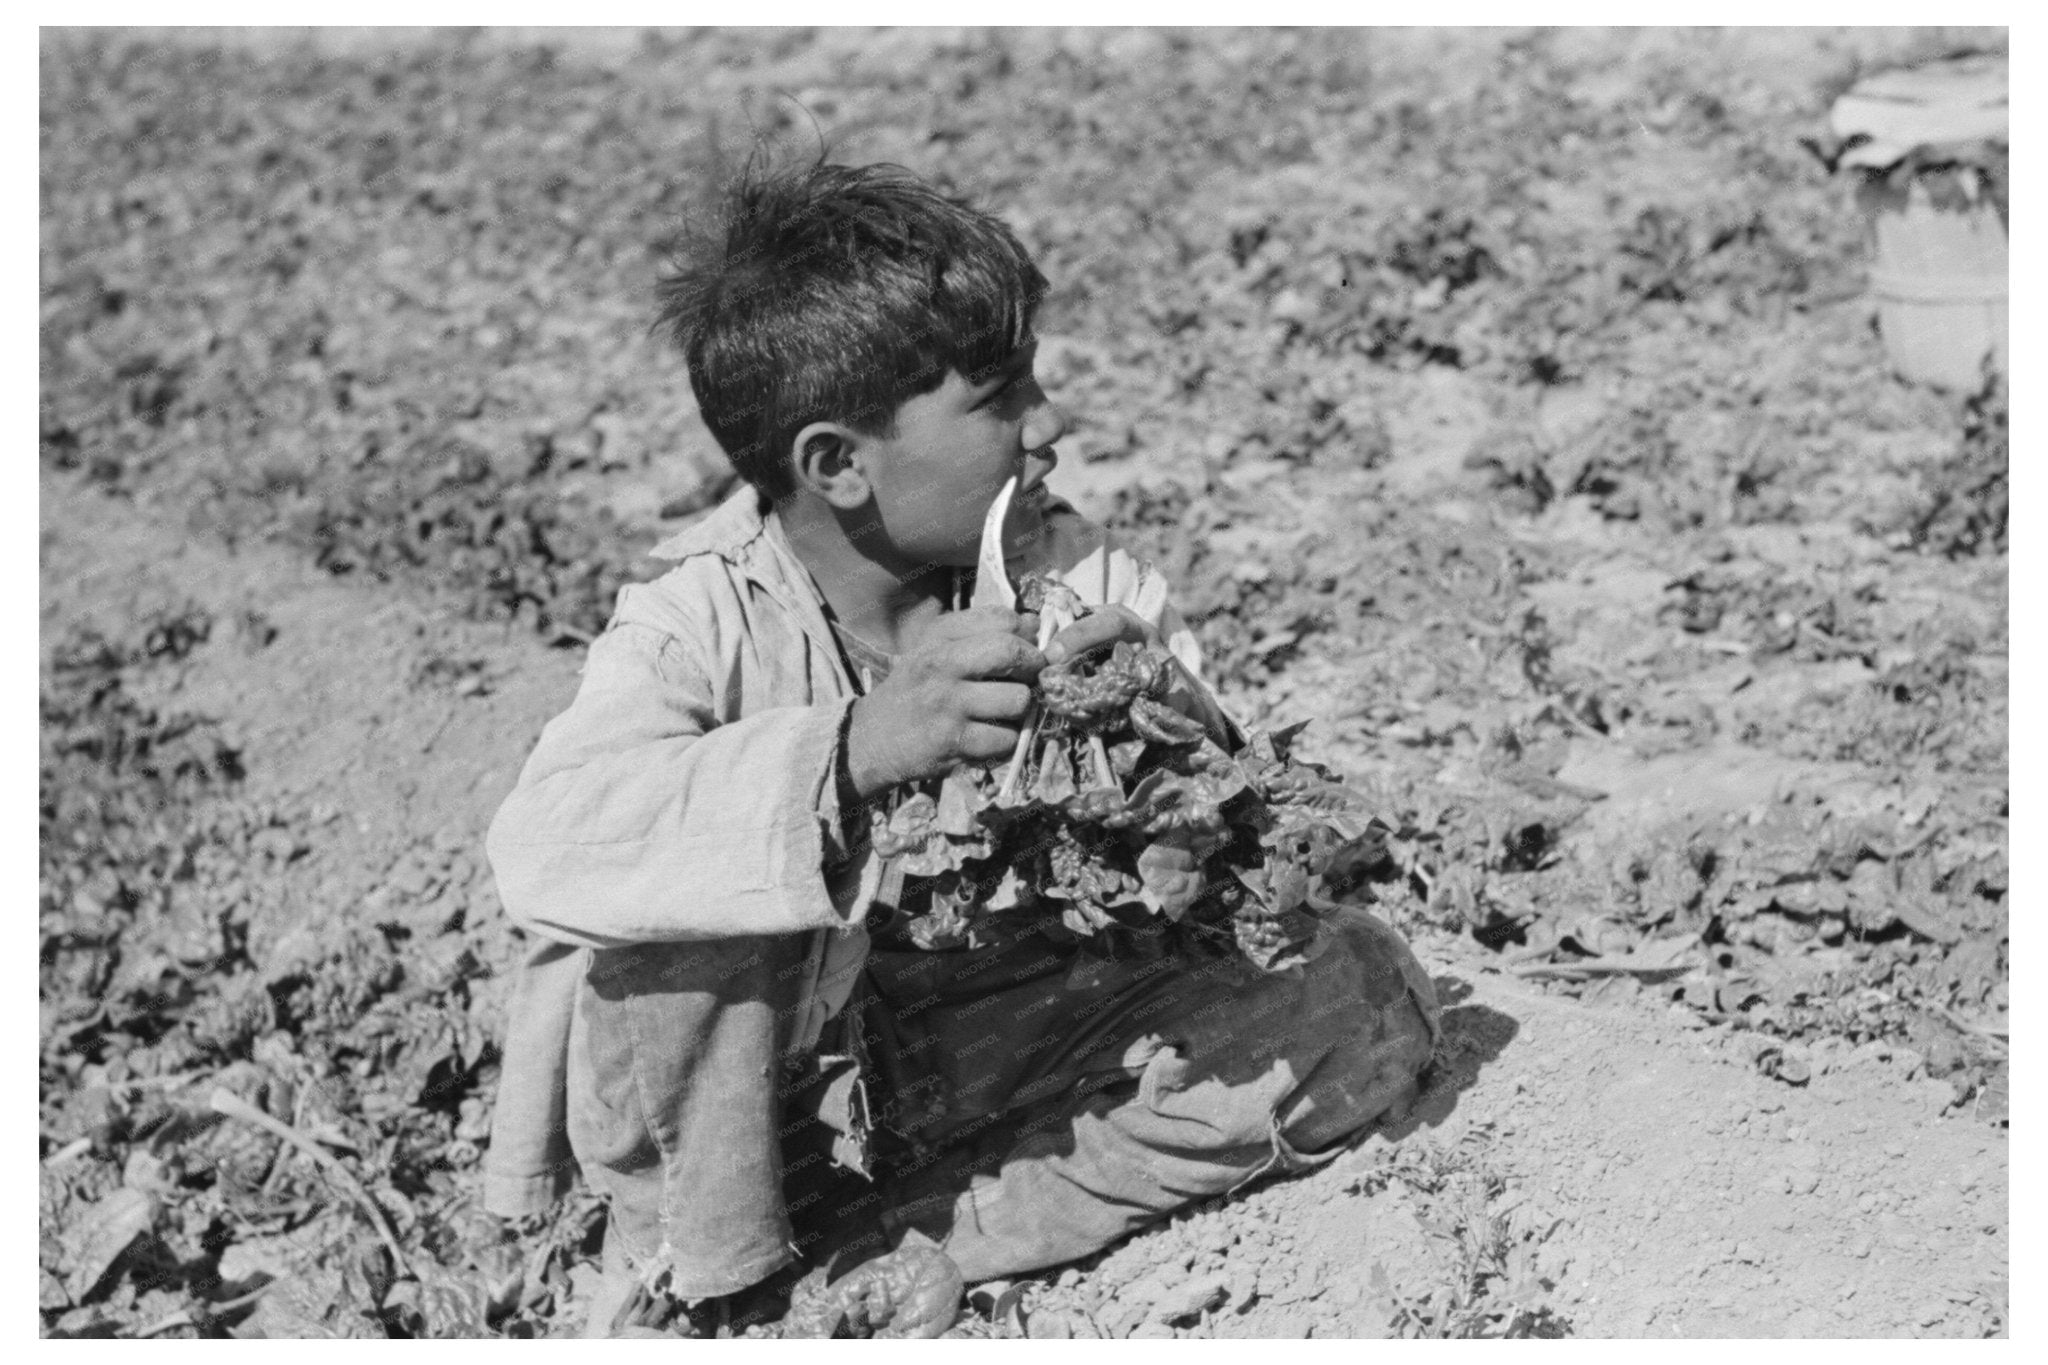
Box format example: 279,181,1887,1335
1375,972,1519,1143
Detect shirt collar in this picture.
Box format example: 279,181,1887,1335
647,480,775,564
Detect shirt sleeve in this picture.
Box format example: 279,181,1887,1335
485,620,882,949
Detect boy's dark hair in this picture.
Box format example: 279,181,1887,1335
655,157,1047,501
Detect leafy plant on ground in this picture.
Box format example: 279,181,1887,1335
1344,1126,1572,1339
40,613,513,1338
40,26,2008,1336
1901,369,2008,558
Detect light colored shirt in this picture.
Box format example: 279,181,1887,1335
480,480,1219,1217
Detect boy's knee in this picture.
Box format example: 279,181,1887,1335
1321,990,1435,1109
1278,910,1441,1140
1327,908,1441,1015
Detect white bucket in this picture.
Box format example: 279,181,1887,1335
1831,54,2008,392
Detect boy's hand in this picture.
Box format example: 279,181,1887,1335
1042,604,1166,666
844,606,1044,800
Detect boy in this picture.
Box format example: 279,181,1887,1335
482,159,1439,1336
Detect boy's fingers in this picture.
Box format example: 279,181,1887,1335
1044,606,1152,664
947,632,1046,682
958,680,1034,724
955,719,1026,764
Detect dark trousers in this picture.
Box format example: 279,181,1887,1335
571,905,1440,1314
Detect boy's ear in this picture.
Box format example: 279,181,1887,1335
789,422,873,509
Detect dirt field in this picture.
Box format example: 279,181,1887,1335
39,27,2007,1338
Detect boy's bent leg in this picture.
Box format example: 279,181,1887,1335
884,907,1439,1283
570,934,823,1301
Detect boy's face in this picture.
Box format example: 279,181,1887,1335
856,341,1067,570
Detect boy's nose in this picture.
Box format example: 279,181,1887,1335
1023,394,1069,454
